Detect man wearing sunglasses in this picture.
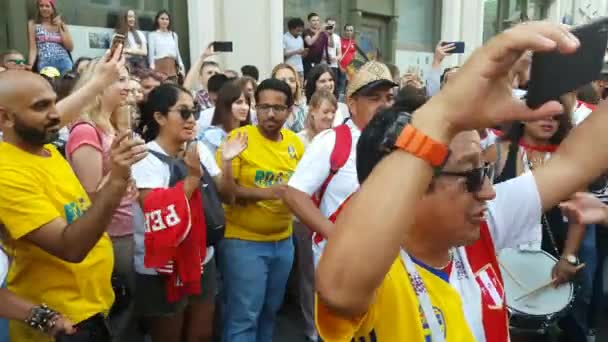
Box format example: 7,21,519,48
1,50,28,71
314,21,608,342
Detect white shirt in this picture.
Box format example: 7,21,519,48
283,32,304,72
0,248,8,285
127,30,147,50
197,107,216,132
452,172,542,341
147,31,184,70
325,33,341,68
132,140,221,273
288,119,361,263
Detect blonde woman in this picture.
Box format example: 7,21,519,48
297,90,337,147
271,63,307,132
65,60,138,341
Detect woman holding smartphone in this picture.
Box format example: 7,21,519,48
148,10,184,82
65,60,139,341
116,9,148,71
28,0,74,74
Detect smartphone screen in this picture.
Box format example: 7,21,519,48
212,41,233,53
526,18,608,109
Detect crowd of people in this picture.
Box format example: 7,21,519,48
2,1,608,342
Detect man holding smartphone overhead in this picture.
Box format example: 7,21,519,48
0,48,147,342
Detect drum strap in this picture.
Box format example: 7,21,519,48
400,250,452,342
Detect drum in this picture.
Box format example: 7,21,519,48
498,248,575,334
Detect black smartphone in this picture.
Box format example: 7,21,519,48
526,18,608,109
441,41,465,54
212,41,233,53
325,24,334,31
109,34,125,58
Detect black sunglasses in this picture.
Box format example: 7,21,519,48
437,163,492,193
175,106,201,121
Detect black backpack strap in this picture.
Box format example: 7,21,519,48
148,150,188,187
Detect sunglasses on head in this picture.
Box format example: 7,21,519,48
7,59,27,65
437,163,492,193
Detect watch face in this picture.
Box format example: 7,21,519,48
566,255,578,264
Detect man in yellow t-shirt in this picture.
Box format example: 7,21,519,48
0,71,146,341
316,258,475,341
216,78,304,341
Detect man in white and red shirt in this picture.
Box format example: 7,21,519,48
283,61,396,341
315,21,607,342
285,61,397,264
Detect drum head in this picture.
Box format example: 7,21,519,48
498,248,574,317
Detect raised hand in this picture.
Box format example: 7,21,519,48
559,192,608,225
424,21,579,134
222,132,248,161
184,141,203,178
109,131,147,183
433,41,455,66
92,44,126,90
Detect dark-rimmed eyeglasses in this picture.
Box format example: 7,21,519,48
256,104,288,114
437,163,492,193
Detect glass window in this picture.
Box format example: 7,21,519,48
396,0,441,52
283,0,341,25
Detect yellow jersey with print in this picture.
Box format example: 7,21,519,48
217,125,304,242
316,257,475,342
0,143,114,342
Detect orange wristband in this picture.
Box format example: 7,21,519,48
394,125,450,167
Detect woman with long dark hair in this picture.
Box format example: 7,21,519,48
489,108,588,342
116,9,148,71
198,81,251,154
27,0,74,74
148,10,184,82
132,83,245,342
304,64,349,127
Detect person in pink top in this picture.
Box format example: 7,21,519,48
65,59,139,341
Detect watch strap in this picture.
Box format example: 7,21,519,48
394,125,450,167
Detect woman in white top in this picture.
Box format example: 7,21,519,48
199,81,251,154
116,9,148,71
304,64,349,127
148,10,184,81
297,89,337,148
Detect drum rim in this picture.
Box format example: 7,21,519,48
500,248,576,327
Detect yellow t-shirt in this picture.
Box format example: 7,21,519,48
316,257,475,342
217,125,304,241
0,143,114,342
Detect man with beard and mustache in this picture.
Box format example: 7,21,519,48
0,67,148,341
215,78,304,341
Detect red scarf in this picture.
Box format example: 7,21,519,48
143,181,207,302
518,140,558,153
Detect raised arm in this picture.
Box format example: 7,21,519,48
183,44,214,91
56,47,124,127
27,21,37,70
15,133,146,263
316,22,580,316
534,102,608,211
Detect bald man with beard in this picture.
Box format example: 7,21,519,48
0,49,147,341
